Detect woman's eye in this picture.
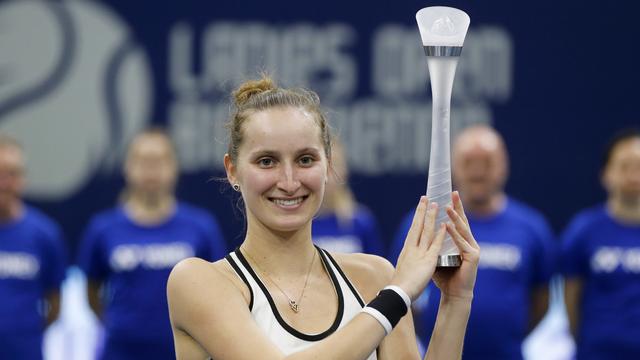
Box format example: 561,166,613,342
299,156,314,166
258,158,274,167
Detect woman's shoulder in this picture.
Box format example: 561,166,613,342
328,252,395,302
168,257,251,308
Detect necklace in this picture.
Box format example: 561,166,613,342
241,246,316,313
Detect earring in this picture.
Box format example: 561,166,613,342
232,183,240,192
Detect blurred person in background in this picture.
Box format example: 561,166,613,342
78,128,226,360
312,139,385,256
390,125,557,359
0,134,67,360
562,128,640,360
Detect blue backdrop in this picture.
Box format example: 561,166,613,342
1,0,638,258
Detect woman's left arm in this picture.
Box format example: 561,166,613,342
338,254,421,360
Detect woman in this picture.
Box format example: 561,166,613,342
562,128,640,359
167,76,480,359
312,139,385,256
78,128,226,359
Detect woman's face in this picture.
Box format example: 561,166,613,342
227,106,328,233
125,135,178,196
603,137,640,202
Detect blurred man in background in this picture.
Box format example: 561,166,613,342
78,128,226,360
0,134,67,360
562,128,640,360
390,125,557,359
312,139,385,256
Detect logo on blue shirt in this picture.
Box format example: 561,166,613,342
591,246,640,273
478,243,521,271
109,242,194,272
0,251,40,279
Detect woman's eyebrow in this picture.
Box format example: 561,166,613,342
296,147,321,155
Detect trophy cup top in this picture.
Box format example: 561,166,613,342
416,6,470,47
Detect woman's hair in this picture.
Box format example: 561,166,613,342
125,127,177,163
321,137,356,225
226,75,332,163
601,127,640,171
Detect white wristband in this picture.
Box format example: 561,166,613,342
361,306,393,335
383,285,412,309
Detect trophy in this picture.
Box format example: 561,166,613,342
416,6,470,267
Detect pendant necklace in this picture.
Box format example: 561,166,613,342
242,246,316,313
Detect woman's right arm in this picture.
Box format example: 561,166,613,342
168,257,393,360
564,277,583,338
168,196,447,360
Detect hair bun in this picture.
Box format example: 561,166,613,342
233,75,277,107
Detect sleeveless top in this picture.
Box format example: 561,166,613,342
225,246,378,359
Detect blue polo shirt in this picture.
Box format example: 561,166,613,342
390,197,557,359
0,206,67,360
78,203,226,359
561,205,640,360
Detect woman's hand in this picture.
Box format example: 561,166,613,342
391,196,447,301
432,191,480,300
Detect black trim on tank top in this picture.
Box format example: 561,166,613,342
234,247,344,341
322,249,366,307
225,253,254,310
321,248,380,358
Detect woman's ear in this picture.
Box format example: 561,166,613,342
224,153,237,186
600,166,612,193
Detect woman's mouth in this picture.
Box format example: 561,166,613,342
269,196,308,208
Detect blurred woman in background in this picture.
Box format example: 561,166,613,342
78,128,226,360
562,128,640,360
312,139,385,257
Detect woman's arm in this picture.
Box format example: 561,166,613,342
168,196,447,360
425,295,472,360
564,277,582,339
363,192,480,360
336,254,422,360
168,257,392,360
425,191,480,360
87,280,103,320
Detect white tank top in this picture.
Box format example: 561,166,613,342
225,247,378,359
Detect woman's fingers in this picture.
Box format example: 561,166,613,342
405,196,428,247
452,191,470,227
418,202,439,249
446,203,479,249
445,222,475,255
446,222,480,265
427,223,446,256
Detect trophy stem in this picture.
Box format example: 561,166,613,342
417,5,470,268
426,56,460,267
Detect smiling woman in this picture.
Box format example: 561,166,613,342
166,75,481,360
227,106,327,233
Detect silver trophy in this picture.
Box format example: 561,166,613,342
416,7,470,267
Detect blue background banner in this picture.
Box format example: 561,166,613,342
2,0,638,256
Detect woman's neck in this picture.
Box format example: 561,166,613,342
125,192,176,225
0,200,23,223
242,219,317,277
608,196,640,224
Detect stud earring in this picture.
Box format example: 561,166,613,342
232,183,240,192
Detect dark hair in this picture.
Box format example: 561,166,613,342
601,127,640,171
226,75,332,164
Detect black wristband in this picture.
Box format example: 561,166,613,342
362,289,409,334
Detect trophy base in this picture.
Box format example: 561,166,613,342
437,254,462,267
